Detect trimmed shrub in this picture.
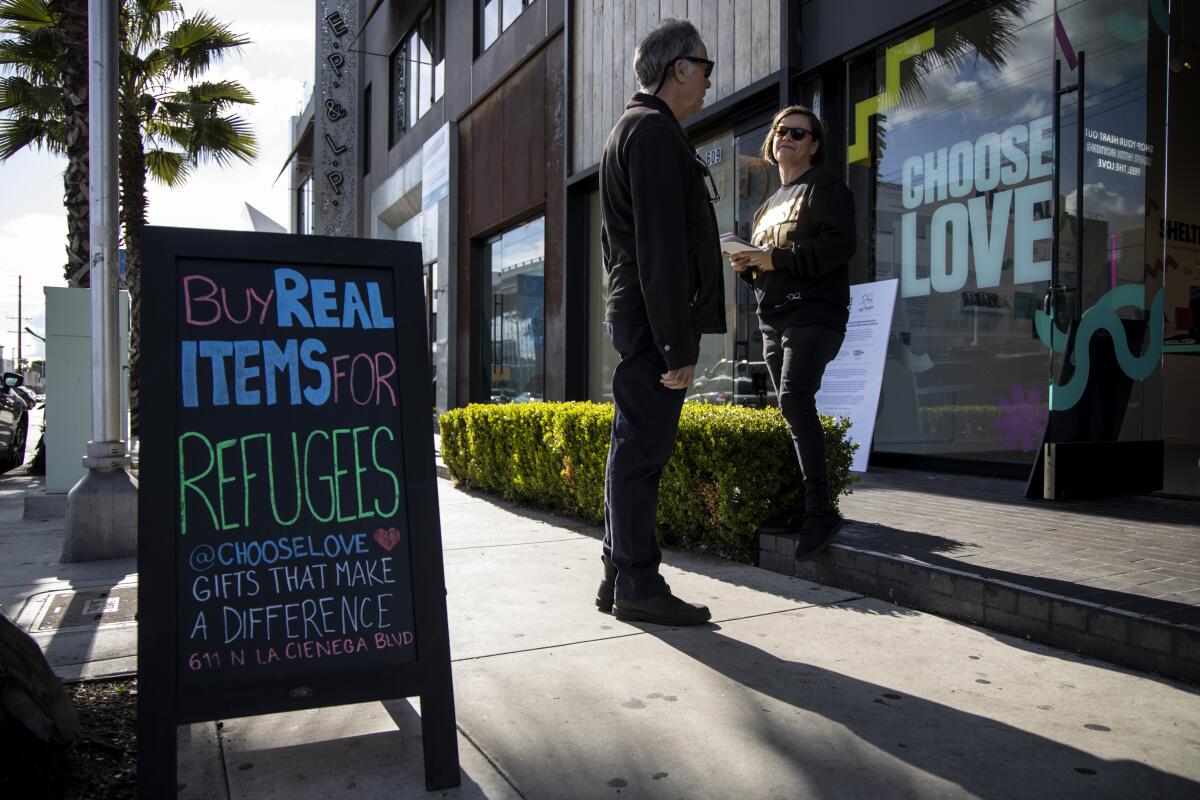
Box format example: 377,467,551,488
439,401,858,561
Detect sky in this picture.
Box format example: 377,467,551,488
0,0,315,362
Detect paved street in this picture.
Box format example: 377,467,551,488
5,460,1198,799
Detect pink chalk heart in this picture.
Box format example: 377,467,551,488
373,527,401,552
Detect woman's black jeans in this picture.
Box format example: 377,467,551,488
762,325,845,492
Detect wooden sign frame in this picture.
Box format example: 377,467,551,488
137,227,458,796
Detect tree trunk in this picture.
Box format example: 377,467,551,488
51,0,90,287
118,96,145,436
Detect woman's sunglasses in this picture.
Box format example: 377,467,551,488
774,125,813,142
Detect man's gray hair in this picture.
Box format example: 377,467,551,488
634,19,703,89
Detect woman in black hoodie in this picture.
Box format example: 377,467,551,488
729,105,856,559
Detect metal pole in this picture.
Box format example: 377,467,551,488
62,0,138,562
17,275,22,373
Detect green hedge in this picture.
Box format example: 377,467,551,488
439,402,858,561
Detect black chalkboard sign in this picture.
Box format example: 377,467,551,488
137,227,458,796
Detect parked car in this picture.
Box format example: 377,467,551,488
0,372,30,470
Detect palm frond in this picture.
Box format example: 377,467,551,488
161,13,249,79
0,114,63,158
127,0,182,53
0,74,61,114
145,146,192,186
165,79,256,108
186,112,258,165
0,0,55,31
0,26,60,80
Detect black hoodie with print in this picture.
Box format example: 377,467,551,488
743,165,855,332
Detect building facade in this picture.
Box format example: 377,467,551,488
293,0,1199,497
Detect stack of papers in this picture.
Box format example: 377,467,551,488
719,232,759,256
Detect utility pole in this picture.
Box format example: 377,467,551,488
62,0,138,562
16,275,21,374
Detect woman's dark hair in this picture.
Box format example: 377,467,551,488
760,105,826,166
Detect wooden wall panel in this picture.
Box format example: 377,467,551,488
570,0,782,173
752,0,771,82
610,0,623,149
590,0,603,174
623,0,638,105
717,0,735,101
769,0,781,74
734,1,752,91
573,0,586,178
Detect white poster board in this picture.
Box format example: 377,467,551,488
815,279,899,472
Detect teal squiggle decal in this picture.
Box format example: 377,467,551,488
1036,285,1164,411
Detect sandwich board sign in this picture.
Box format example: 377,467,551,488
137,227,458,796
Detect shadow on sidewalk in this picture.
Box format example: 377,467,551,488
647,625,1200,799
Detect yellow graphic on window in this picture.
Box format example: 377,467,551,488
847,29,936,165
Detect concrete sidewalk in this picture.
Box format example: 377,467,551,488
3,468,1200,799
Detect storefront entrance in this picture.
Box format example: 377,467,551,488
840,0,1196,496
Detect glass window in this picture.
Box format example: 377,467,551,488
588,190,616,400
686,131,738,406
485,217,545,403
388,1,445,144
849,0,1059,463
479,0,534,54
731,123,782,408
481,0,499,51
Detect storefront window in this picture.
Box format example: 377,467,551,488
685,131,738,406
586,133,739,405
587,190,617,401
731,123,781,408
484,217,545,403
850,0,1059,463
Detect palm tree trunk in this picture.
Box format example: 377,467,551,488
118,95,145,436
51,0,90,287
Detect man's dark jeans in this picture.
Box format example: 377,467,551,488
603,322,689,602
762,325,845,486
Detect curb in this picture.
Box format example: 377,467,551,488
760,530,1200,684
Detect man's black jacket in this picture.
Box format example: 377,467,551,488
601,93,726,370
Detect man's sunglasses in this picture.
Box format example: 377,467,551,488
774,125,813,142
653,55,716,93
681,56,715,78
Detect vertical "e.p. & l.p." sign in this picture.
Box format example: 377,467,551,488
137,228,458,797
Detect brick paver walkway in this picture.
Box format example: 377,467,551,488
838,469,1200,627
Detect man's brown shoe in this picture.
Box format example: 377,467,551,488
613,592,711,626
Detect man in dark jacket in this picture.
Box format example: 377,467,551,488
595,19,724,626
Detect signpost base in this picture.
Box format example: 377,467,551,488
62,441,137,562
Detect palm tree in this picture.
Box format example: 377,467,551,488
0,0,89,285
2,1,257,430
118,1,258,431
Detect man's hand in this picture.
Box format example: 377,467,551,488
729,248,774,273
660,363,696,390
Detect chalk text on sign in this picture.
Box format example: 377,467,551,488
178,426,401,535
